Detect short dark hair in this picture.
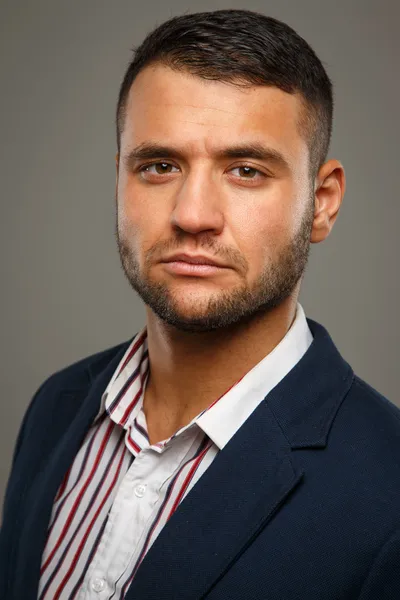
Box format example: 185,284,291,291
116,9,333,177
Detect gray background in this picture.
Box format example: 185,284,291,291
1,0,399,509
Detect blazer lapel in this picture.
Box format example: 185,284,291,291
14,341,131,600
126,398,304,600
126,318,354,600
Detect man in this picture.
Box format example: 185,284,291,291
1,8,399,599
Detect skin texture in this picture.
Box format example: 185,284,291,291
115,64,345,444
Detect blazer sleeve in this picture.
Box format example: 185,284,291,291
357,527,400,599
11,377,51,464
0,374,60,598
1,374,54,518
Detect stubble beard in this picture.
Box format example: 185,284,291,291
116,198,314,333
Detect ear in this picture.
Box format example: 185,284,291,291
311,159,346,243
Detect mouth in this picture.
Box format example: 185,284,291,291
162,261,228,277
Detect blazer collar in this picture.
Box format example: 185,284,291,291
266,317,354,448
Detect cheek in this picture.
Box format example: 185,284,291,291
118,173,144,225
231,186,295,258
117,176,168,251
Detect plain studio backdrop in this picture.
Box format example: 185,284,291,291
0,0,399,510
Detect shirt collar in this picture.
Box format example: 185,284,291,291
96,302,313,448
95,327,149,424
196,302,313,449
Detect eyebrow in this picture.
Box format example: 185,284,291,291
123,142,291,172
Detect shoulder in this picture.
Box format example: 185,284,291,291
339,375,400,441
328,373,400,492
37,337,134,396
11,337,134,462
295,373,400,552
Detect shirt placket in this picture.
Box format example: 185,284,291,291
79,415,197,599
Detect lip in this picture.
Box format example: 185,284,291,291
162,261,227,276
163,253,226,267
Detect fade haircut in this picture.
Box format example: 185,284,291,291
116,9,333,178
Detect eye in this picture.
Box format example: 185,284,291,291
229,166,264,179
140,162,179,175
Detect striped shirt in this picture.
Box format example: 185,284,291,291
38,302,313,599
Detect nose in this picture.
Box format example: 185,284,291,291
170,165,224,236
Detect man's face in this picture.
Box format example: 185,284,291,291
116,64,315,333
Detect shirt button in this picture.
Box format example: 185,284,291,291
91,577,106,593
134,483,147,497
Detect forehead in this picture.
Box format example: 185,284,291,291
121,64,308,163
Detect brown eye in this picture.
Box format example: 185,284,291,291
237,166,258,178
141,162,179,175
154,162,173,174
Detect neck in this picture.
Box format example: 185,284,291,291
142,294,299,444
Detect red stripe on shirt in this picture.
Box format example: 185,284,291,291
40,419,115,575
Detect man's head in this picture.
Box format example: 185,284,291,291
115,10,345,333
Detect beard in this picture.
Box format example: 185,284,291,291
116,198,314,333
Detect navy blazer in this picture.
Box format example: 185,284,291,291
1,318,400,599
